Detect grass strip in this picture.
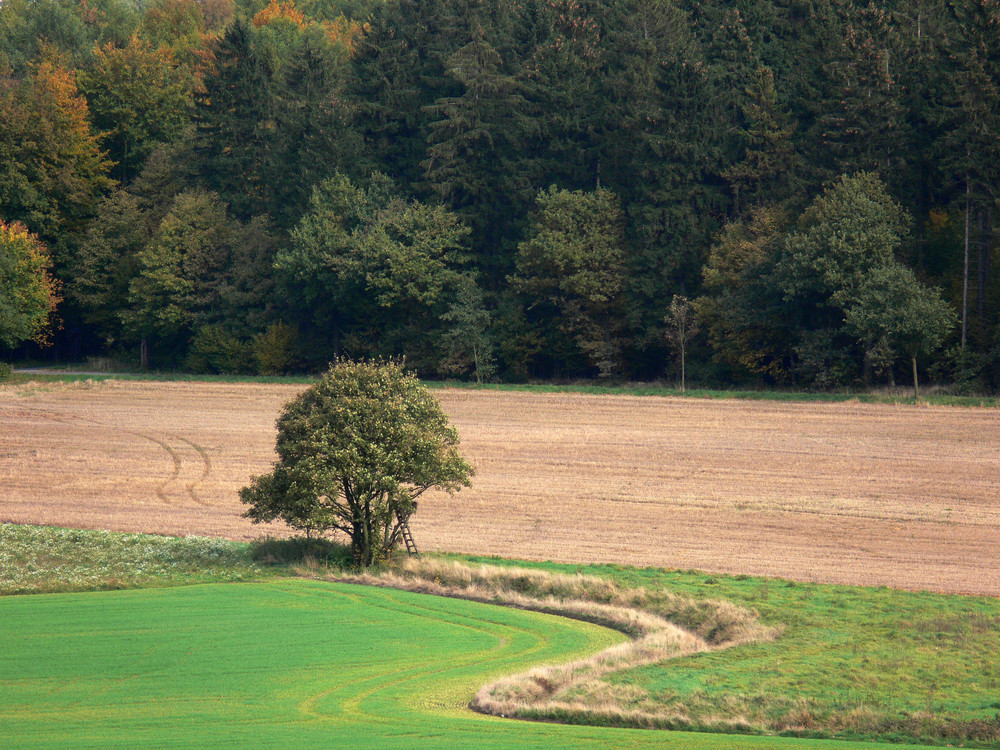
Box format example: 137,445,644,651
5,369,998,407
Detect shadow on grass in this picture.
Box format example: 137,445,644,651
249,536,353,569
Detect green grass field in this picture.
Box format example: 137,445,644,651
2,578,935,750
0,526,993,748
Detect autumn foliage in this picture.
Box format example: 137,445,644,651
0,221,61,348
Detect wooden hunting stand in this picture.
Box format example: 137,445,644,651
396,509,419,557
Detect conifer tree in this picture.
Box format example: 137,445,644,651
193,18,274,220
423,32,530,285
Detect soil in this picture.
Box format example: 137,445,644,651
2,380,998,596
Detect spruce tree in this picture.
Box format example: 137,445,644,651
193,18,274,220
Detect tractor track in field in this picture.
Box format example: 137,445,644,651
1,396,217,510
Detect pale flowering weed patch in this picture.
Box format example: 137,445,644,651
0,523,271,594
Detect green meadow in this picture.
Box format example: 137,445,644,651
0,526,994,749
470,556,1000,746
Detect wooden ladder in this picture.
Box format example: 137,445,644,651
396,512,419,557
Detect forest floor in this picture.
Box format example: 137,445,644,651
1,378,998,596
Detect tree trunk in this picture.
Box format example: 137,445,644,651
140,338,149,370
912,356,919,400
962,178,970,348
680,341,686,393
978,205,991,330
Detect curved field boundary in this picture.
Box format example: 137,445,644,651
0,579,930,750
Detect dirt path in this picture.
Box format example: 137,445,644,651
2,379,998,596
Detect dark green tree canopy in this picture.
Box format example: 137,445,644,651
239,359,474,566
279,172,475,370
4,0,1000,390
511,186,627,377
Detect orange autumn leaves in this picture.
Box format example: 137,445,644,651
0,220,61,347
252,0,367,54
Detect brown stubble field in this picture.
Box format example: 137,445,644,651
1,379,999,596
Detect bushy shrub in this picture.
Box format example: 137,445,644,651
252,321,299,375
185,325,254,374
0,362,12,381
249,536,352,567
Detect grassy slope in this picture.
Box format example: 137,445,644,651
461,556,1000,746
0,526,988,747
0,579,928,750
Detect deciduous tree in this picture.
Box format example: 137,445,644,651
698,204,791,382
240,359,474,566
838,261,956,396
0,220,61,349
778,172,954,387
122,189,232,366
511,186,627,378
0,55,114,267
281,173,472,369
664,294,699,392
78,35,192,183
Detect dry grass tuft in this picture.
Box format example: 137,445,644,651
331,557,779,729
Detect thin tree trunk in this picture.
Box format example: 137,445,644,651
978,205,991,329
912,356,919,400
963,178,970,348
680,342,686,393
362,497,371,567
140,338,149,370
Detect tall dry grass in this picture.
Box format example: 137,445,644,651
331,557,779,729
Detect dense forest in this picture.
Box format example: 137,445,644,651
1,0,998,390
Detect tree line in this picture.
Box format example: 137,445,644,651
1,0,998,391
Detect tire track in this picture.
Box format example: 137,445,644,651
140,434,213,506
3,401,214,507
138,434,182,505
174,435,212,506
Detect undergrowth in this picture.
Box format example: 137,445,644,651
0,524,272,594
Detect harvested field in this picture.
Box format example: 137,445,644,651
1,379,998,596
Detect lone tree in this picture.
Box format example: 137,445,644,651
664,295,699,393
240,359,474,566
